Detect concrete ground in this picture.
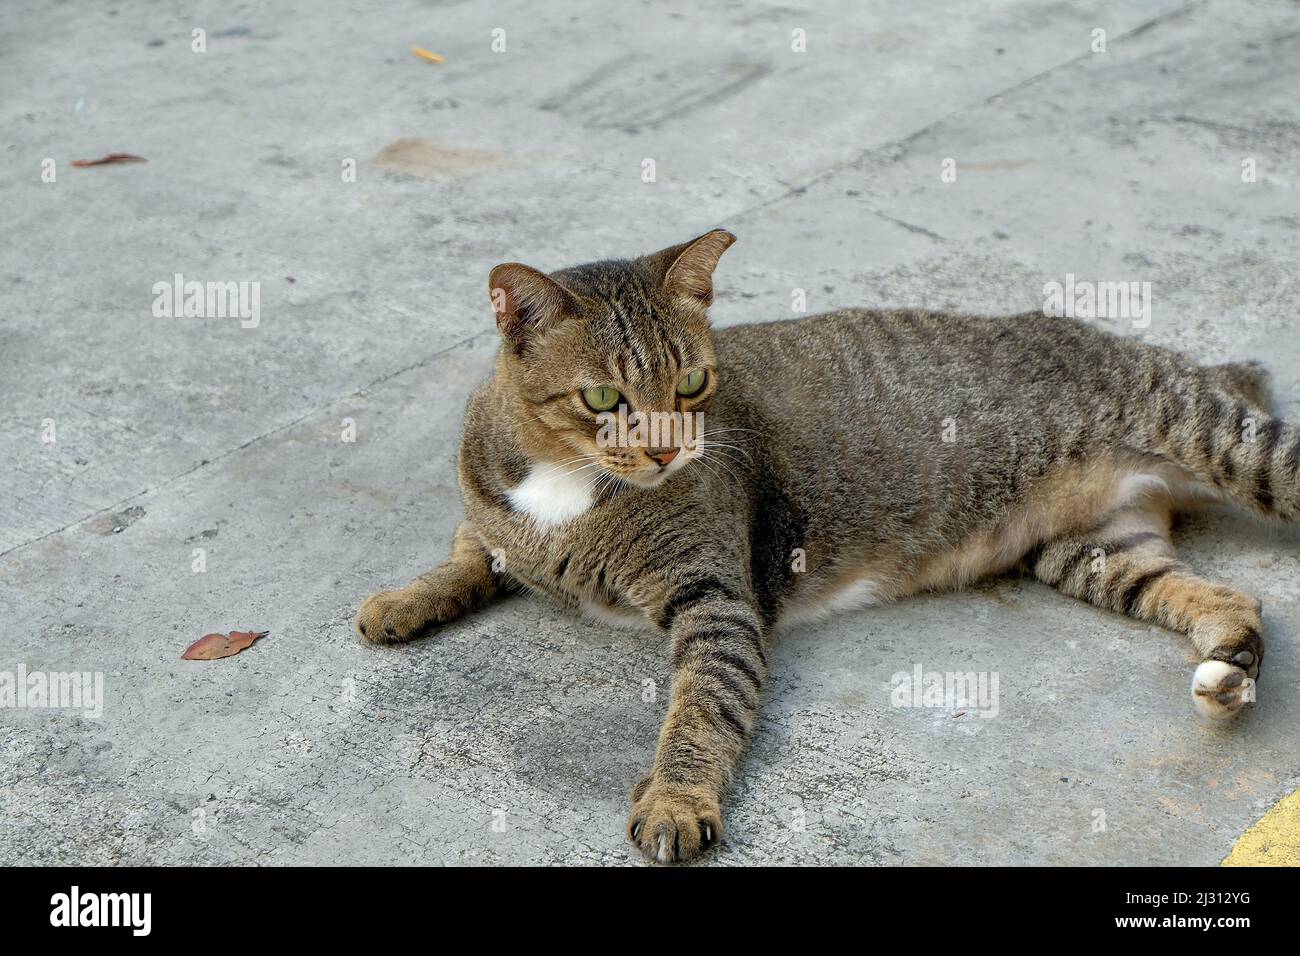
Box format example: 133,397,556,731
2,0,1299,865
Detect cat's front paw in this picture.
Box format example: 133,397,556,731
354,587,440,644
627,776,722,865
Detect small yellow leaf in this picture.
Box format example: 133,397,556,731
411,46,445,64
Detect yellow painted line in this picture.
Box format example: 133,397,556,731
1221,788,1300,866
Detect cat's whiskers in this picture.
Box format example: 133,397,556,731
553,456,599,470
552,450,602,466
695,440,751,471
694,454,742,489
556,460,604,481
696,431,756,460
696,440,753,464
695,446,744,485
588,467,626,499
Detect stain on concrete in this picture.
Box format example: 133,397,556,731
82,505,146,535
372,140,498,178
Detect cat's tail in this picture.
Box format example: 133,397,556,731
1137,366,1300,521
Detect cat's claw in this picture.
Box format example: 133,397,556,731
1191,660,1254,720
627,778,722,864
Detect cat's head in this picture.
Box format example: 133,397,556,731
488,229,735,489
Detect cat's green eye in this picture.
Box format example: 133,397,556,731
676,369,707,397
582,386,622,412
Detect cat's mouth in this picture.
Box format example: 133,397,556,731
607,447,695,489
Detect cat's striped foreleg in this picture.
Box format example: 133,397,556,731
628,581,767,864
354,523,502,644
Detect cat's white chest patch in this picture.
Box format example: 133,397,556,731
507,463,595,528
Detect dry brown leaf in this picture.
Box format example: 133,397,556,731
182,630,268,660
71,153,148,168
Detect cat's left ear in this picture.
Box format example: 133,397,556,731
644,229,737,311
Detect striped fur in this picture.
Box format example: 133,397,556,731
356,231,1293,863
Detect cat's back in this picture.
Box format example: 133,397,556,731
714,306,1138,370
712,307,1169,419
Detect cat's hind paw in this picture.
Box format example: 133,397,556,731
1191,660,1254,720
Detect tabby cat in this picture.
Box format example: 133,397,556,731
356,230,1291,864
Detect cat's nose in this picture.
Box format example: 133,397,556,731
647,448,679,466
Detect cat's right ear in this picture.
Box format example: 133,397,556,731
488,263,578,349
